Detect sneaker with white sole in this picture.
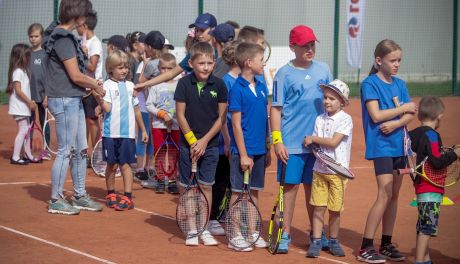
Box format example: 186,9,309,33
71,194,103,212
200,230,219,246
250,232,268,248
48,198,80,215
208,220,225,236
228,235,254,252
141,178,159,189
185,232,199,246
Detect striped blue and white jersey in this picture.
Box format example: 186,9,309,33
102,79,139,139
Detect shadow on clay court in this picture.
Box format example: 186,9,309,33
145,214,184,243
409,247,460,263
0,149,13,160
23,184,51,203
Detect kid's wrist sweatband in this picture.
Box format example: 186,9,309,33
272,131,283,145
184,131,197,145
157,110,168,119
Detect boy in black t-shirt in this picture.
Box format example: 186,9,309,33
174,42,227,247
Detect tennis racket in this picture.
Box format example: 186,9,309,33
154,127,179,185
176,160,210,239
91,137,122,178
43,108,57,155
264,40,272,63
310,144,355,179
267,163,286,254
23,119,45,161
216,188,232,223
398,147,460,187
226,170,263,250
393,96,417,181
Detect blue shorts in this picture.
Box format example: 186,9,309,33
178,146,219,186
230,152,266,192
277,153,316,184
102,137,136,165
373,156,406,176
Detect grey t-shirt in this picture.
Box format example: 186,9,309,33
143,59,160,80
29,49,46,102
44,36,85,97
212,57,230,79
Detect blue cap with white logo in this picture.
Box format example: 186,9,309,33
188,13,217,29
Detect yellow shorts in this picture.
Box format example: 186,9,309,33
309,171,347,212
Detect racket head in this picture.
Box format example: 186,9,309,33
267,163,286,254
91,139,106,177
310,144,355,179
422,159,460,187
154,134,179,181
264,40,272,63
43,109,57,155
176,160,209,238
24,120,45,160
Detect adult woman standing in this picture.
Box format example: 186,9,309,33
43,0,104,215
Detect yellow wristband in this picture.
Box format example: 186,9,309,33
184,131,197,145
272,131,283,145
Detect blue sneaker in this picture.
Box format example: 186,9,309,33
307,239,322,258
309,229,329,251
328,238,345,257
276,232,291,254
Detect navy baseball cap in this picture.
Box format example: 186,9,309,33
102,35,128,51
188,13,217,29
210,23,235,43
139,31,165,49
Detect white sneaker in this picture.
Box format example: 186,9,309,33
251,232,268,248
200,230,219,246
185,232,199,246
228,235,254,252
208,220,225,236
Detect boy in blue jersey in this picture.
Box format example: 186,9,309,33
270,25,332,254
95,50,148,211
174,42,227,246
227,42,271,251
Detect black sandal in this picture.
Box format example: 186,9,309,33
23,156,43,164
10,158,29,165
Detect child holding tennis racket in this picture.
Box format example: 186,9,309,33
358,39,417,263
408,97,460,264
145,53,180,194
175,42,227,246
227,42,271,251
303,79,353,258
7,43,40,165
95,50,148,211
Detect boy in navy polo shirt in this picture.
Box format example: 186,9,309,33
227,42,271,251
174,42,228,246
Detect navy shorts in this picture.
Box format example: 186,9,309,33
416,201,440,237
373,156,406,176
178,146,219,186
276,153,316,184
229,152,266,192
102,137,136,165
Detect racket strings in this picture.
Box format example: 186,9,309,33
424,160,460,186
177,188,209,237
92,140,106,177
268,203,283,251
226,198,262,247
155,145,178,180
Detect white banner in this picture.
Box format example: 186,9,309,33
346,0,366,69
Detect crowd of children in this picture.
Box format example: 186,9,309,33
5,0,459,262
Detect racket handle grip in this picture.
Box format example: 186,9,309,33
191,160,197,173
244,170,250,184
398,168,412,175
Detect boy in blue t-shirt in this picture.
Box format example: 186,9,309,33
270,25,332,253
227,42,271,251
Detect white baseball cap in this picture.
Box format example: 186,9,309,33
320,79,350,105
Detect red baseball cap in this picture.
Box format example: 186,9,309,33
289,25,318,46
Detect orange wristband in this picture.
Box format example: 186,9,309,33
157,110,168,119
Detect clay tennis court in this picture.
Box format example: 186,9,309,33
0,98,459,264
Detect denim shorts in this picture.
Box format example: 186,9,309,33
373,156,406,176
229,152,266,192
277,153,316,184
102,137,136,165
178,146,219,186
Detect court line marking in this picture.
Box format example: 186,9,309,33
0,225,117,264
3,181,351,264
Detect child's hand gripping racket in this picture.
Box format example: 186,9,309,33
176,160,209,239
225,170,263,250
398,147,460,187
267,163,286,254
309,144,355,180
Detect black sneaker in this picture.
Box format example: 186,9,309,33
379,244,405,261
155,181,165,193
167,181,179,194
134,170,149,182
357,247,386,263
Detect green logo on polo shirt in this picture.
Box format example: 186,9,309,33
210,90,217,98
